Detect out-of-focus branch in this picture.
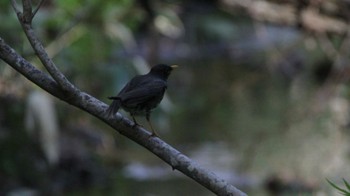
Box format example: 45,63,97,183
301,8,347,34
220,0,349,34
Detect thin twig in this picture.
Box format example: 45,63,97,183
10,0,21,15
32,0,46,19
12,0,78,94
23,23,78,93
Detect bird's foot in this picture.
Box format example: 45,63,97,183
132,122,140,128
149,130,159,138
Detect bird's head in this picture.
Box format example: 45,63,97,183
150,64,178,79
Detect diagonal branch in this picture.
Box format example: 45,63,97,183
3,1,247,195
32,0,46,18
11,0,78,94
10,0,21,16
0,36,247,196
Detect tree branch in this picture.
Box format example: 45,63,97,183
220,0,349,34
2,1,247,195
11,0,78,94
10,0,21,16
32,0,46,18
0,36,247,196
21,0,33,21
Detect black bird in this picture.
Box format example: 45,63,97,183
106,64,177,137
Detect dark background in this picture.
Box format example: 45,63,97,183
1,0,350,195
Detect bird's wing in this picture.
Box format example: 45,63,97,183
119,80,167,106
117,75,144,95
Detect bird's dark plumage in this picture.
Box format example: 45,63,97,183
106,64,177,136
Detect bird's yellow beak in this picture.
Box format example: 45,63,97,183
170,65,179,69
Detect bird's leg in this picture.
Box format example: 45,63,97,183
146,113,159,137
131,114,139,127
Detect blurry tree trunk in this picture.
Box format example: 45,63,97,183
0,1,247,195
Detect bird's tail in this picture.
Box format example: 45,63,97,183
106,97,121,117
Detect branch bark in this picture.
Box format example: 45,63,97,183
11,0,78,93
0,1,247,196
0,36,247,196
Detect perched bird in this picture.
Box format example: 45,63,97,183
107,64,177,137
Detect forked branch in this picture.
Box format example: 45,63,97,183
11,0,78,94
0,1,247,195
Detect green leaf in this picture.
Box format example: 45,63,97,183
343,179,350,191
326,178,349,195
